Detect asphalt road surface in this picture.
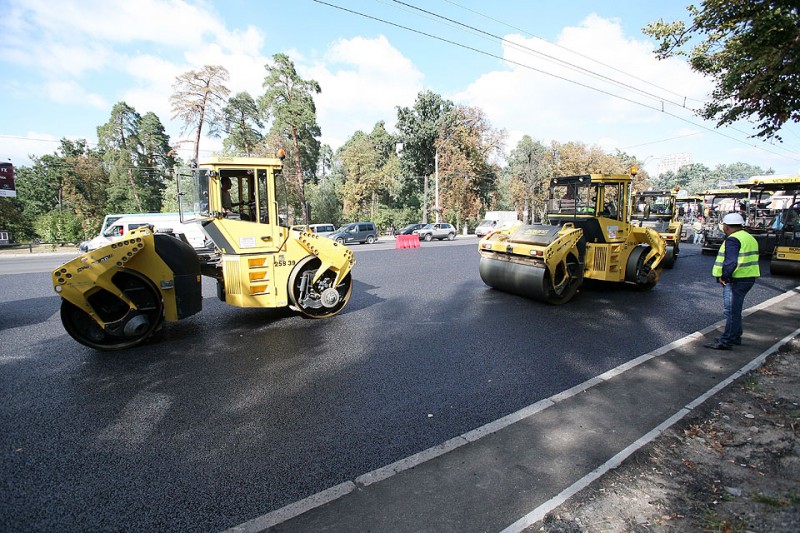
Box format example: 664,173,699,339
1,241,796,532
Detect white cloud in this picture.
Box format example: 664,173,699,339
304,35,424,148
455,14,714,155
44,80,107,109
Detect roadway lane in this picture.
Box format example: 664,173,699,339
1,242,796,532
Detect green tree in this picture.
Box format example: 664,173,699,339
139,112,176,210
317,143,334,183
711,162,773,186
259,53,321,223
60,139,109,239
170,65,231,163
13,139,108,241
396,90,454,222
551,141,624,177
0,197,34,242
306,176,343,226
339,131,379,220
97,102,153,212
643,1,800,140
222,92,264,156
505,136,551,222
436,105,504,231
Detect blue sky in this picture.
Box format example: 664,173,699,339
2,0,800,178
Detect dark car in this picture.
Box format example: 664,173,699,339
329,222,378,244
395,223,426,235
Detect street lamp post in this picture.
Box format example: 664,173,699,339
434,148,440,223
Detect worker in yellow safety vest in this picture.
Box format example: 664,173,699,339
705,213,761,350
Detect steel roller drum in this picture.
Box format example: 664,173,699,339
479,255,581,304
770,258,800,277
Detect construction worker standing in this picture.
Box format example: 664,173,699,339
705,213,761,350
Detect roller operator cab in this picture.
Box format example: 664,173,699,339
630,189,683,268
699,189,748,255
478,172,666,304
52,155,355,350
735,176,800,276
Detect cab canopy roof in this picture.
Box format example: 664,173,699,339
735,175,800,192
638,189,676,197
199,156,284,168
701,188,748,197
551,173,632,186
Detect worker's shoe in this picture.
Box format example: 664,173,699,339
704,342,732,350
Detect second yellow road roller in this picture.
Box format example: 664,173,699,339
478,171,666,304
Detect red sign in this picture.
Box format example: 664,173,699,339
0,162,15,198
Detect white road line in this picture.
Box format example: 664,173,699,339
226,287,800,533
500,326,800,533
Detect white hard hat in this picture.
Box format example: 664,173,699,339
722,213,745,225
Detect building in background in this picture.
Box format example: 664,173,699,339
656,153,693,176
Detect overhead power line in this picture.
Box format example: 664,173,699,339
440,0,705,106
389,0,695,112
438,0,791,147
314,0,800,163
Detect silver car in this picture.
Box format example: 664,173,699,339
414,223,456,241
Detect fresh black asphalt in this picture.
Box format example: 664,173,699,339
1,242,797,531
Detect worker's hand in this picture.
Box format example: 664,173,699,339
718,278,727,286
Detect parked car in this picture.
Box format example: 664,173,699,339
309,223,336,237
329,222,378,244
395,223,426,235
474,219,500,237
414,223,456,241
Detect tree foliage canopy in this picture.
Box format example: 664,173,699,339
259,53,321,222
170,65,230,163
644,0,800,140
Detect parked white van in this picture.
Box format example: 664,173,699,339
309,223,336,237
79,214,207,252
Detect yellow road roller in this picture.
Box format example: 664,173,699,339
630,189,683,268
478,172,666,304
52,155,355,350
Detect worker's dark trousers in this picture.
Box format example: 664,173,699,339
719,279,755,346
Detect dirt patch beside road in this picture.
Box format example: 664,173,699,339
533,337,800,533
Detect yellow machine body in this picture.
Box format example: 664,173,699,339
630,189,683,268
735,176,800,276
699,188,749,255
52,156,355,350
478,172,666,304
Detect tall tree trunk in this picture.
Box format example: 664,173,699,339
128,168,143,211
291,125,307,223
193,117,203,166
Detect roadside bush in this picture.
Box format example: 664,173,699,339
34,211,84,243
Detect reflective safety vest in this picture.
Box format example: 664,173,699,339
712,231,761,278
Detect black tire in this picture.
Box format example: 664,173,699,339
60,270,164,351
625,246,660,290
448,233,455,241
288,256,353,318
661,245,676,269
424,233,432,242
366,235,375,244
336,237,344,244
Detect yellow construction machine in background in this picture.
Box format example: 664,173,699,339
478,171,666,304
630,189,683,268
735,175,800,276
52,155,355,350
699,188,749,255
